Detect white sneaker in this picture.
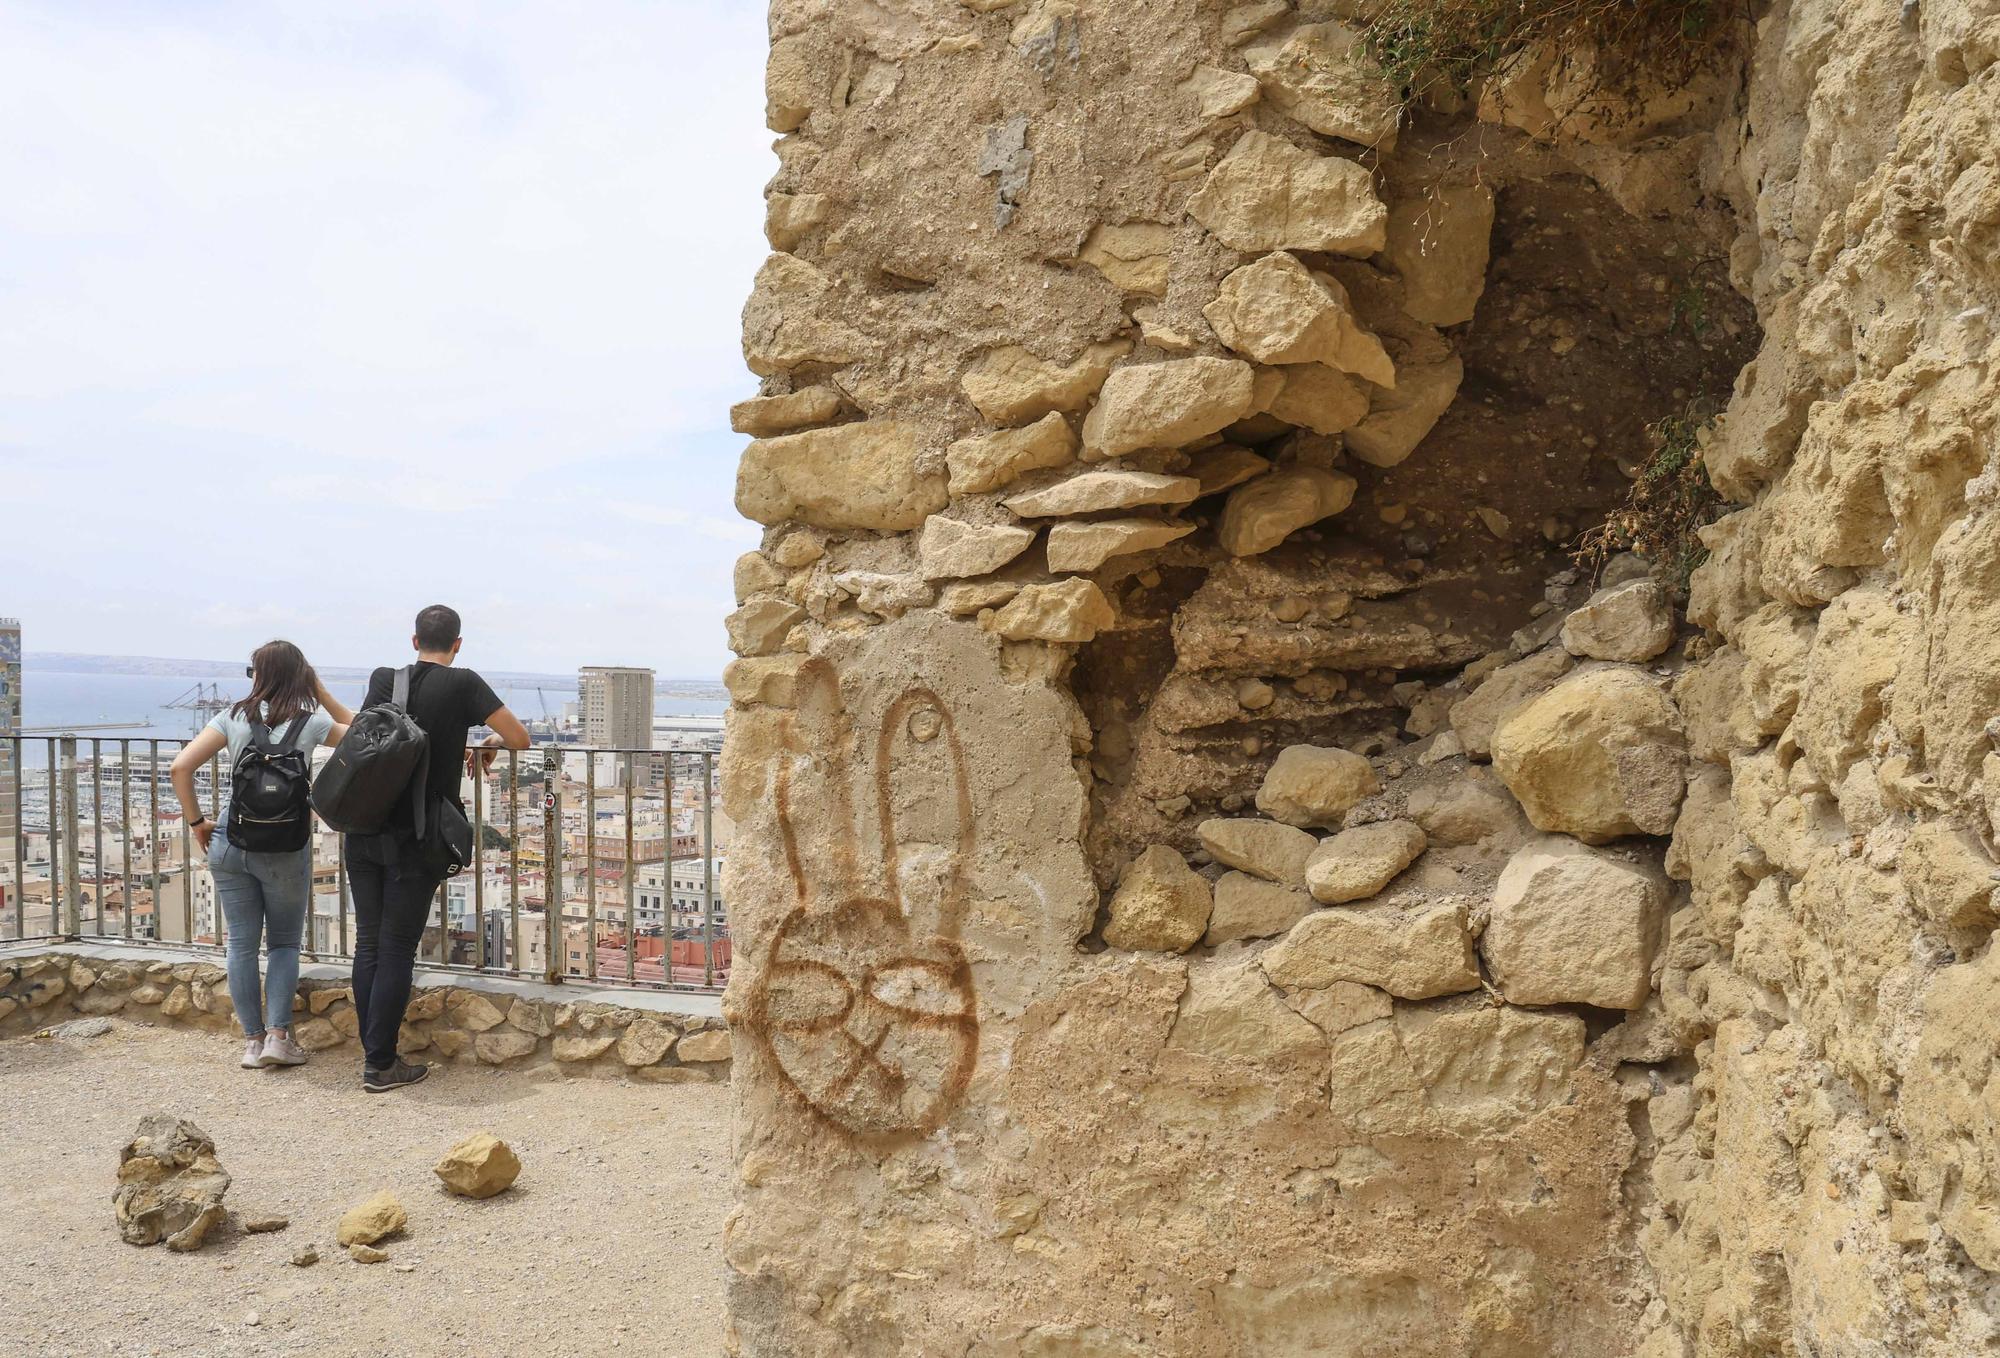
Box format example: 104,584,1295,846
241,1036,265,1069
260,1031,307,1067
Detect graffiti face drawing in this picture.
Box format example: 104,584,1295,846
744,670,979,1141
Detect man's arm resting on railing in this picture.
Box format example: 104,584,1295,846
467,705,532,777
169,727,229,851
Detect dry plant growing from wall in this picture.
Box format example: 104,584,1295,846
1363,0,1746,106
1572,402,1723,595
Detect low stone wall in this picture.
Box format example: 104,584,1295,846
0,949,732,1082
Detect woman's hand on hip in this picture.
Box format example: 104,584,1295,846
192,818,215,852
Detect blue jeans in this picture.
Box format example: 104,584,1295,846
208,825,311,1037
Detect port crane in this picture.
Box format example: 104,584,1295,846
163,683,232,736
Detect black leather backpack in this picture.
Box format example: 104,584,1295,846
227,715,314,852
310,666,430,836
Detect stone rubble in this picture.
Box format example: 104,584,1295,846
113,1115,230,1251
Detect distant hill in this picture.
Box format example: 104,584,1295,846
25,652,723,695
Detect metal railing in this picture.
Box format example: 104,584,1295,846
0,735,729,994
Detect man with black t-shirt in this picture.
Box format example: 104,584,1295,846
347,604,531,1093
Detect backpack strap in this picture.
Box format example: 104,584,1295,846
249,712,312,757
395,665,428,841
392,664,413,709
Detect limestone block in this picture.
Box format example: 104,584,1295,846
404,990,446,1022
918,517,1037,579
947,412,1078,495
737,420,947,533
1218,467,1357,557
1492,667,1688,844
292,1018,342,1051
1735,602,1815,734
764,191,829,251
1103,845,1212,952
1002,469,1201,517
306,986,350,1015
1080,357,1256,460
434,1133,521,1200
1672,647,1762,764
1222,1,1289,46
727,599,805,658
336,1190,405,1247
1198,817,1318,886
1561,579,1675,662
1904,820,1998,935
986,578,1115,643
1204,871,1312,945
114,1115,231,1251
1189,445,1272,496
1187,130,1387,255
1304,820,1427,904
1255,744,1379,828
553,1030,618,1063
1450,645,1574,760
1180,64,1261,120
618,1018,677,1067
732,552,787,602
1078,222,1174,295
1203,253,1394,384
1170,960,1324,1062
1045,518,1195,572
505,999,554,1037
398,1024,430,1054
1483,836,1667,1009
1382,185,1495,326
474,1029,537,1064
1395,1004,1587,1130
832,571,934,618
765,33,818,132
74,990,127,1016
1795,584,1905,787
962,340,1130,424
1344,356,1463,468
1263,901,1480,1000
1240,22,1400,150
741,254,871,376
1284,978,1391,1037
1266,363,1369,435
730,386,845,437
941,580,1024,616
446,991,507,1034
677,1029,733,1064
130,983,166,1006
158,984,191,1018
329,1006,360,1037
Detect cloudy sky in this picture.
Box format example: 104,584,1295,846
0,0,771,677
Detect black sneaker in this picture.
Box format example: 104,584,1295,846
362,1059,432,1094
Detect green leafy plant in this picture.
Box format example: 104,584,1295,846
1362,0,1741,107
1573,402,1723,597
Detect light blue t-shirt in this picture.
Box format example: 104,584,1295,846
206,705,335,766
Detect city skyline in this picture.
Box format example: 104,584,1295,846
0,2,770,676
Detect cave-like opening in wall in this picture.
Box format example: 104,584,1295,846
1073,115,1760,888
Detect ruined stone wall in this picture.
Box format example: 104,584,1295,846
722,1,2000,1354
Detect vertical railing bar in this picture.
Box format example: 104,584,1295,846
543,747,561,983
10,737,23,940
45,738,59,937
148,741,161,942
120,741,133,941
663,752,674,986
473,766,486,972
702,752,716,990
91,739,103,937
508,749,520,975
616,760,632,984
337,845,350,957
585,753,598,980
59,737,80,937
209,746,224,950
179,742,194,945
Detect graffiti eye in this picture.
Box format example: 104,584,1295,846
867,960,969,1018
763,960,854,1031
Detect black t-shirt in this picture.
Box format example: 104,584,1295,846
364,662,504,820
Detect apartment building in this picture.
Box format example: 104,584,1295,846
577,666,654,751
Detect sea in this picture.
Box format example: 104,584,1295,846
10,671,727,769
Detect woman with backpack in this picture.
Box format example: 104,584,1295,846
170,640,352,1070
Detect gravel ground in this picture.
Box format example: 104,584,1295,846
0,1020,731,1358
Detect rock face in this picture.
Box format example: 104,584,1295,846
434,1133,522,1199
1492,667,1686,843
737,421,945,532
1483,837,1667,1009
1102,846,1211,953
114,1115,230,1251
724,0,1978,1352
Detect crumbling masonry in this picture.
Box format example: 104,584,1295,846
721,2,2000,1354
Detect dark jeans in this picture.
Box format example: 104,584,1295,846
345,832,442,1070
